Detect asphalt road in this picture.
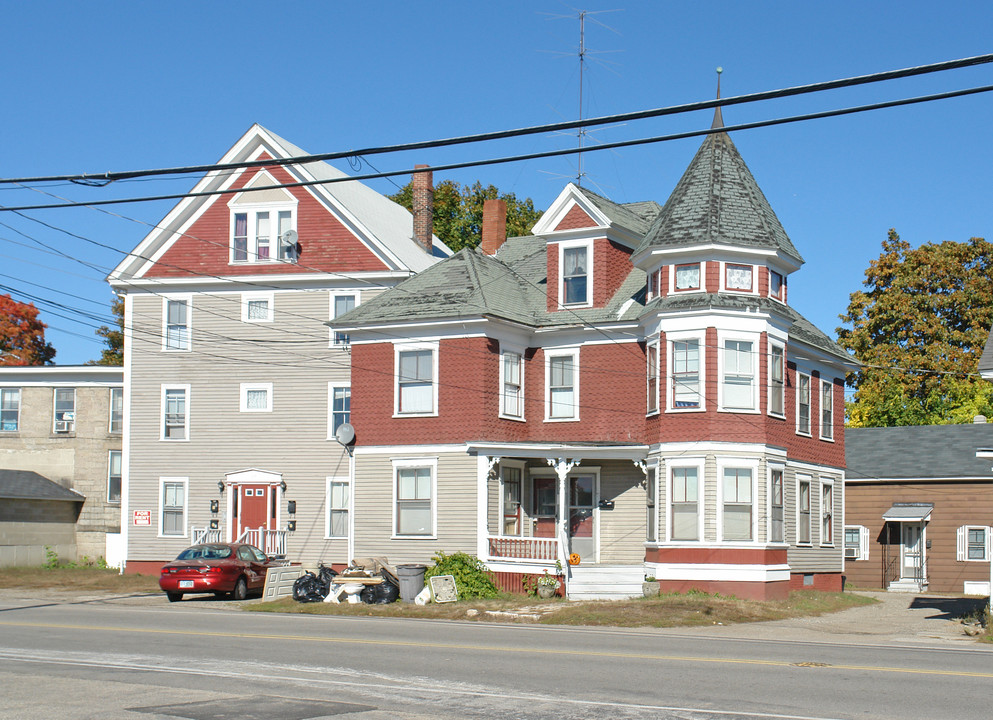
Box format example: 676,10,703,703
1,592,991,720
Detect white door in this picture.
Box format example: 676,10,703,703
901,523,922,581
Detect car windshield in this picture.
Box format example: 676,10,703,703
175,545,232,561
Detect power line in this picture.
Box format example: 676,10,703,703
2,53,991,187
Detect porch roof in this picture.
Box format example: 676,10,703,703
882,502,934,522
467,441,649,461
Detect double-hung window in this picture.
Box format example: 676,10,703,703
108,450,122,504
54,388,75,433
231,206,295,263
722,339,755,410
327,477,349,538
820,379,834,440
670,465,700,541
501,350,524,419
845,526,869,560
546,350,578,420
561,244,590,306
162,385,189,440
0,388,20,432
159,477,187,537
646,341,659,414
109,387,123,433
330,293,357,345
797,476,812,544
769,270,784,299
722,466,753,541
671,338,701,409
164,298,190,351
769,467,784,542
769,344,785,416
820,481,834,545
394,460,435,537
396,344,437,415
957,526,991,561
797,373,811,435
329,385,350,435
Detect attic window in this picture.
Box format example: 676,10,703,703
232,208,296,263
674,263,700,291
561,244,590,306
769,270,784,299
726,264,753,291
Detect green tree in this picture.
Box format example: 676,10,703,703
837,230,993,427
0,294,56,365
390,179,543,252
89,295,123,366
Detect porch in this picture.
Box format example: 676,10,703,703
192,525,287,558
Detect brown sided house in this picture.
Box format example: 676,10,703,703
844,422,993,595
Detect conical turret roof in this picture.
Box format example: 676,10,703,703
635,128,802,264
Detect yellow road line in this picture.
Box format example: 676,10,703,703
3,620,992,679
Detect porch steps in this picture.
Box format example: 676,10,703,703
887,579,927,593
566,565,645,601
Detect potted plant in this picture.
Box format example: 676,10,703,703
536,570,561,599
642,575,660,597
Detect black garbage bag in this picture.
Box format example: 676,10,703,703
361,577,401,604
293,573,328,603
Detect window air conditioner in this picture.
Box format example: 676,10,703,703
55,420,72,433
843,546,859,559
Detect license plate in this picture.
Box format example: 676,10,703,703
179,580,194,589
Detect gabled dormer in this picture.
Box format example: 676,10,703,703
633,110,803,305
532,183,658,312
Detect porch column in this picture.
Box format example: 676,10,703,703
477,456,500,561
547,457,580,562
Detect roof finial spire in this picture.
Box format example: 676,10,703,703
712,66,724,130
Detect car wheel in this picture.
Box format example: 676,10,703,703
231,577,248,601
166,592,183,603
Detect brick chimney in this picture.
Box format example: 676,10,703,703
481,198,507,255
412,165,434,253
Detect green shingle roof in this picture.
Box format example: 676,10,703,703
636,131,802,263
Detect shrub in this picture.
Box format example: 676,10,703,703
424,551,499,599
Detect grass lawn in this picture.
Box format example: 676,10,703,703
0,566,159,593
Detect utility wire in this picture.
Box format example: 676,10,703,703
3,82,992,213
2,53,991,187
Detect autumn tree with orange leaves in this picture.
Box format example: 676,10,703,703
0,294,56,366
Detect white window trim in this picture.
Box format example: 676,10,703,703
819,477,835,547
670,261,705,294
715,457,759,543
796,473,813,546
394,341,439,417
544,347,580,422
666,457,705,543
646,339,660,416
391,457,438,539
0,387,21,433
717,331,759,413
160,384,190,441
796,370,812,437
957,525,992,562
767,342,785,419
240,382,273,413
666,331,705,413
227,183,298,264
499,344,526,421
767,463,786,545
241,292,274,323
721,261,757,294
53,387,76,434
158,476,189,539
498,459,526,537
845,525,870,561
162,295,192,352
768,269,786,302
107,449,122,505
109,387,124,434
557,239,593,309
326,475,351,540
819,377,835,442
328,383,351,440
329,291,360,347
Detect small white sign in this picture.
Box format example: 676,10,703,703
133,510,151,526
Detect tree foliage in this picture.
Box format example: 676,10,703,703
837,230,993,427
0,294,56,366
390,179,543,252
89,295,124,366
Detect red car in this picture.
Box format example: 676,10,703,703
159,543,275,602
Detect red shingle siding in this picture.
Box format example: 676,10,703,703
143,159,389,278
555,203,597,231
594,239,634,307
705,260,719,291
546,245,559,312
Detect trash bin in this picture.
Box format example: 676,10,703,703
396,564,427,603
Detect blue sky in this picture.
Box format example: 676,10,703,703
1,1,991,365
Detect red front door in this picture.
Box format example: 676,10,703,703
238,485,270,536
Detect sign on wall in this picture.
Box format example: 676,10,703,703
133,510,151,526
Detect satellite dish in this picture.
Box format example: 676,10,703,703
280,229,298,246
334,423,356,446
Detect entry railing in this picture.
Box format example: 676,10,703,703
191,527,223,545
487,535,559,561
238,527,287,557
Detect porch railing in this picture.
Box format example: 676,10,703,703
487,535,559,561
191,527,223,545
237,527,287,557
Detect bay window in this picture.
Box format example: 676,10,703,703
670,465,700,541
722,466,753,541
670,338,701,409
722,339,755,410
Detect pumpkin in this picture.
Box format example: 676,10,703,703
568,553,581,565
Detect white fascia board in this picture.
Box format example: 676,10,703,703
0,366,123,386
786,458,845,476
467,441,649,460
788,340,859,373
343,318,491,341
656,441,787,457
846,475,991,484
352,444,467,456
531,184,607,236
116,270,412,293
